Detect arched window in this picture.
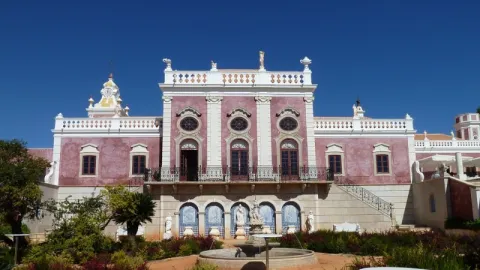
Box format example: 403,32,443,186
231,139,249,179
281,139,298,177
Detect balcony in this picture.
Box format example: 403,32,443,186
143,166,335,183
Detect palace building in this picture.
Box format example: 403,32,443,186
28,52,480,239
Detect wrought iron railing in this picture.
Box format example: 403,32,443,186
334,178,394,219
144,166,336,183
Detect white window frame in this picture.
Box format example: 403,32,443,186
325,143,345,176
130,143,149,177
79,144,99,177
373,143,392,176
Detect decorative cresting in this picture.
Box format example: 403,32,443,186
335,184,394,221
281,202,301,234
86,73,129,118
205,203,225,239
176,106,202,117
179,203,199,237
259,202,276,233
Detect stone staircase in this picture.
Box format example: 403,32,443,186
335,184,395,222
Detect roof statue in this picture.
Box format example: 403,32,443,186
86,74,129,118
259,51,265,71
352,98,365,119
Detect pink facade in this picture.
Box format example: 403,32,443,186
29,148,53,161
169,96,207,168
221,96,257,167
315,137,410,184
59,137,160,186
449,179,473,220
270,97,308,167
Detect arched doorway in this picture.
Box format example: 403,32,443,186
180,139,198,181
179,203,199,237
230,202,250,237
281,139,299,179
282,202,301,233
260,202,276,233
205,203,225,238
231,139,249,180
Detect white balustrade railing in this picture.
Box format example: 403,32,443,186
314,117,414,132
163,70,312,86
54,116,162,132
415,140,480,148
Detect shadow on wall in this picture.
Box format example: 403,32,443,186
241,262,266,270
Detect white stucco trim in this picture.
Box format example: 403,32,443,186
255,96,273,167
200,199,227,213
275,137,303,169
373,143,392,176
304,96,317,167
79,144,99,178
225,136,254,168
325,143,345,176
129,144,149,177
174,137,203,168
52,135,62,185
407,134,416,183
161,96,173,167
206,96,223,167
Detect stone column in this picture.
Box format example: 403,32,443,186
255,96,273,168
161,96,173,168
275,211,282,234
198,211,206,236
304,96,317,168
224,212,231,239
455,152,465,180
206,96,223,169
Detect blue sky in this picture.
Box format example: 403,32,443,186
1,1,479,147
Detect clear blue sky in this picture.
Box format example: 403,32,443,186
1,1,479,147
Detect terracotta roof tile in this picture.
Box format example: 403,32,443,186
414,133,461,140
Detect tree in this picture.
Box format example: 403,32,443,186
0,139,50,261
477,106,480,114
102,186,155,236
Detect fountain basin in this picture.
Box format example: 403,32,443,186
199,248,317,269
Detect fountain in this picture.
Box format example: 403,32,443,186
199,199,317,269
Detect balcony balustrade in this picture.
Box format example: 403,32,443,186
144,166,336,183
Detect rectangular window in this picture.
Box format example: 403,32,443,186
376,154,389,174
132,155,146,175
328,155,342,174
82,155,96,175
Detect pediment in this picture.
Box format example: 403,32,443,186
227,107,251,117
80,144,99,153
176,106,202,117
276,107,300,117
373,143,391,153
325,143,343,153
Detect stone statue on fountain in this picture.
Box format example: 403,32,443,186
249,199,264,235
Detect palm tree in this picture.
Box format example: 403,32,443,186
114,192,156,237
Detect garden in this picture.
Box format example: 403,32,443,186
2,139,480,270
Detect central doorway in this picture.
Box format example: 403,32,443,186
180,140,199,181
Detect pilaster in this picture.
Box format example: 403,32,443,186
275,211,282,234
161,96,172,168
224,212,231,239
52,135,62,185
198,211,206,236
206,95,223,167
304,96,316,167
174,211,180,237
255,96,273,167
